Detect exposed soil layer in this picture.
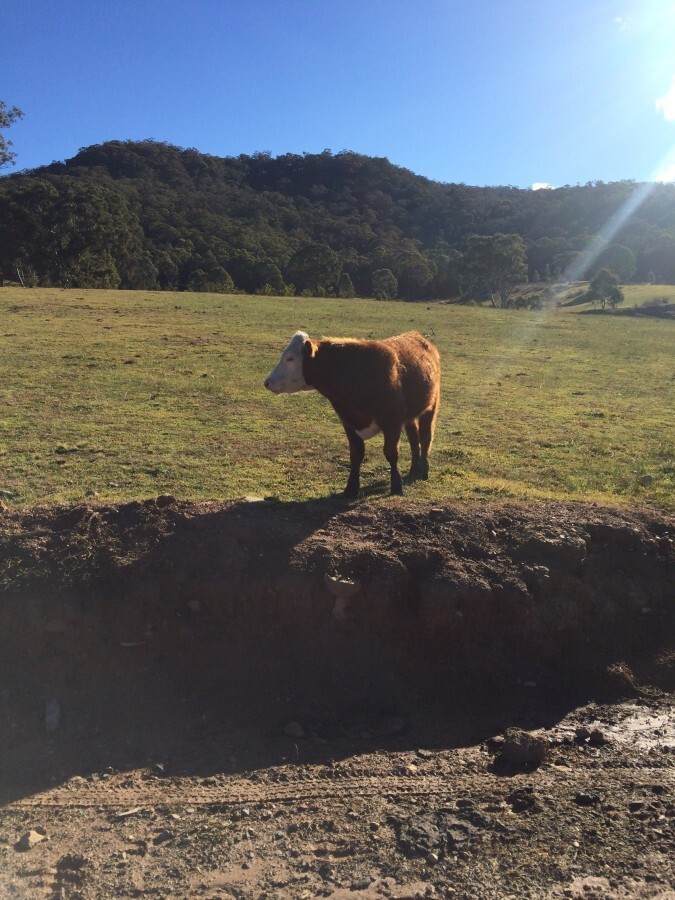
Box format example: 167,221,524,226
0,498,673,898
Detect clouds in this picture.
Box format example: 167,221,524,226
656,76,675,121
531,182,553,191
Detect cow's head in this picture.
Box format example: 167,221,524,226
264,331,314,394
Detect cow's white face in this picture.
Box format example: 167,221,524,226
264,331,313,394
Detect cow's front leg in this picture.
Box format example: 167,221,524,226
383,424,403,495
343,426,365,498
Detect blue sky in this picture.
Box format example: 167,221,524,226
3,0,675,188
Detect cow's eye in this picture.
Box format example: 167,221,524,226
286,356,295,362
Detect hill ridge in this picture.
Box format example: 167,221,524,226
1,139,674,294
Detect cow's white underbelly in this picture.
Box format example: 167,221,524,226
355,421,381,440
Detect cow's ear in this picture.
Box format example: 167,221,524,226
303,338,316,360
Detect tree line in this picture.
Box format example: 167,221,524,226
1,138,675,300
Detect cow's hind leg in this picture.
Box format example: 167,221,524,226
418,403,438,480
343,427,365,499
383,423,404,495
405,420,422,480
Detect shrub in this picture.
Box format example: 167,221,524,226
372,268,398,300
337,272,356,298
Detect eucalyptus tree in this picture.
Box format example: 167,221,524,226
463,233,528,308
0,101,23,168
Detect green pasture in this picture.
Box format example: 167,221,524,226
0,287,673,509
622,284,675,306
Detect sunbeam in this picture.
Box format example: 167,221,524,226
560,144,675,283
479,145,675,403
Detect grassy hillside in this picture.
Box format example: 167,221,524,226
0,287,672,509
622,284,675,305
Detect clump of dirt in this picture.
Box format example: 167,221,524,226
0,498,673,898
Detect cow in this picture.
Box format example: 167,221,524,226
264,330,441,498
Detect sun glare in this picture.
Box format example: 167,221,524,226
655,160,675,182
656,75,675,122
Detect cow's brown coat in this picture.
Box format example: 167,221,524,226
302,331,441,497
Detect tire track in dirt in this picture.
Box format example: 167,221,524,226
7,765,674,809
6,774,465,809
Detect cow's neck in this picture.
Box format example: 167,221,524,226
303,341,337,396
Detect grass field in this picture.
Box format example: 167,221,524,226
0,287,673,510
621,284,675,306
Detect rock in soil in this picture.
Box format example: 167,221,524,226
15,828,48,851
495,728,549,770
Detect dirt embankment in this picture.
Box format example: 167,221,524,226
0,498,673,898
1,498,672,724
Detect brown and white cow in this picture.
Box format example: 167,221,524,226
264,330,441,497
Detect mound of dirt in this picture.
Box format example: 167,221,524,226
0,498,673,898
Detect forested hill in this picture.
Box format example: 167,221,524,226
1,139,675,298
